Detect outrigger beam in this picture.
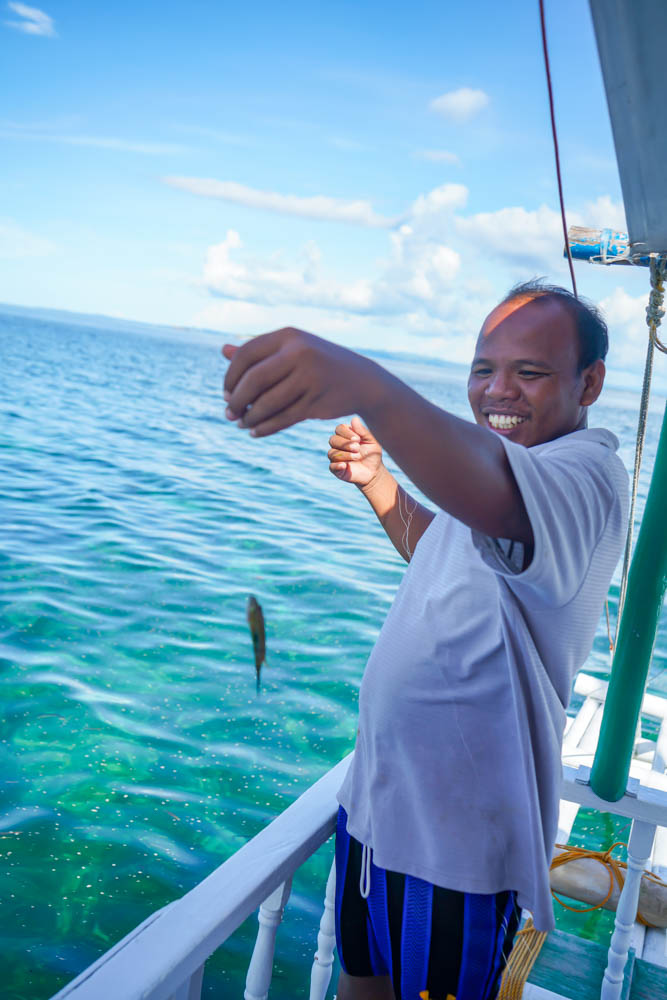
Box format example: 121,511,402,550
567,226,649,268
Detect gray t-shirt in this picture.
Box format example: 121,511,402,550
337,427,629,931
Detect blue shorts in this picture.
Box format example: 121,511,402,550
335,807,520,1000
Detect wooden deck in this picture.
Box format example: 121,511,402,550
521,673,667,999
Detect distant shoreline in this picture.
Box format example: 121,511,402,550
1,300,663,396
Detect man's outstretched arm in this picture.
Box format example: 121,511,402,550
222,329,532,546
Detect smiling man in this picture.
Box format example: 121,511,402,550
223,280,628,1000
468,285,607,448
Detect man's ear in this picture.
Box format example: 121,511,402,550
580,359,605,407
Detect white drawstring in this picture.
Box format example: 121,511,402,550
359,843,372,898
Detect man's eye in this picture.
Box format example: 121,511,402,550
519,370,544,378
471,367,491,376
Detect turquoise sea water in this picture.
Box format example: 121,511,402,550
1,308,666,999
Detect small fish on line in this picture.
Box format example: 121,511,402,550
246,595,267,690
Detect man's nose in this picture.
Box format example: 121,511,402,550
486,370,520,398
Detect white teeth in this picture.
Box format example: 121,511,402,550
488,413,526,429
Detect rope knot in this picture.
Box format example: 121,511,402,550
646,254,667,352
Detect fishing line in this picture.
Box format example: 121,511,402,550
539,0,578,299
397,485,418,560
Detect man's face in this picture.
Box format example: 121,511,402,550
467,295,604,448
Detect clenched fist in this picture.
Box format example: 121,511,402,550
328,416,384,489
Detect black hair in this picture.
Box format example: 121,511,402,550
502,279,608,370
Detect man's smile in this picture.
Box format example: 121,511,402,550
484,412,528,431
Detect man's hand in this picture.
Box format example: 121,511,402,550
328,416,384,488
222,328,381,437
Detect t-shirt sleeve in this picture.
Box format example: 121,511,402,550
471,435,624,608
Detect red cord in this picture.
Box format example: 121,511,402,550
539,0,578,299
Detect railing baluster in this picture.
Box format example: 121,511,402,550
309,858,337,1000
168,963,205,1000
244,879,292,1000
600,818,656,999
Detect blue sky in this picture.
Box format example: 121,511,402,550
0,0,656,371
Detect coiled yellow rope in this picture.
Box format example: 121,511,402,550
497,918,548,1000
497,839,667,999
550,840,667,925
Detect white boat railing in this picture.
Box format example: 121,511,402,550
50,689,667,1000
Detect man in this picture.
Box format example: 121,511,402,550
223,281,628,1000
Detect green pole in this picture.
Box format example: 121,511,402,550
590,403,667,801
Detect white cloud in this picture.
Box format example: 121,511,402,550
387,240,461,305
197,184,571,337
0,126,191,155
430,88,489,122
580,195,627,233
172,124,248,146
455,195,627,274
414,150,462,166
0,219,55,257
199,185,467,327
194,292,486,367
194,299,278,334
599,286,648,366
164,176,395,228
455,204,564,272
55,135,190,154
597,288,667,396
192,297,483,365
599,286,645,331
168,167,625,284
378,191,465,312
5,2,55,36
0,115,80,131
192,298,373,340
191,185,632,360
203,231,376,312
410,183,468,219
453,197,630,276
